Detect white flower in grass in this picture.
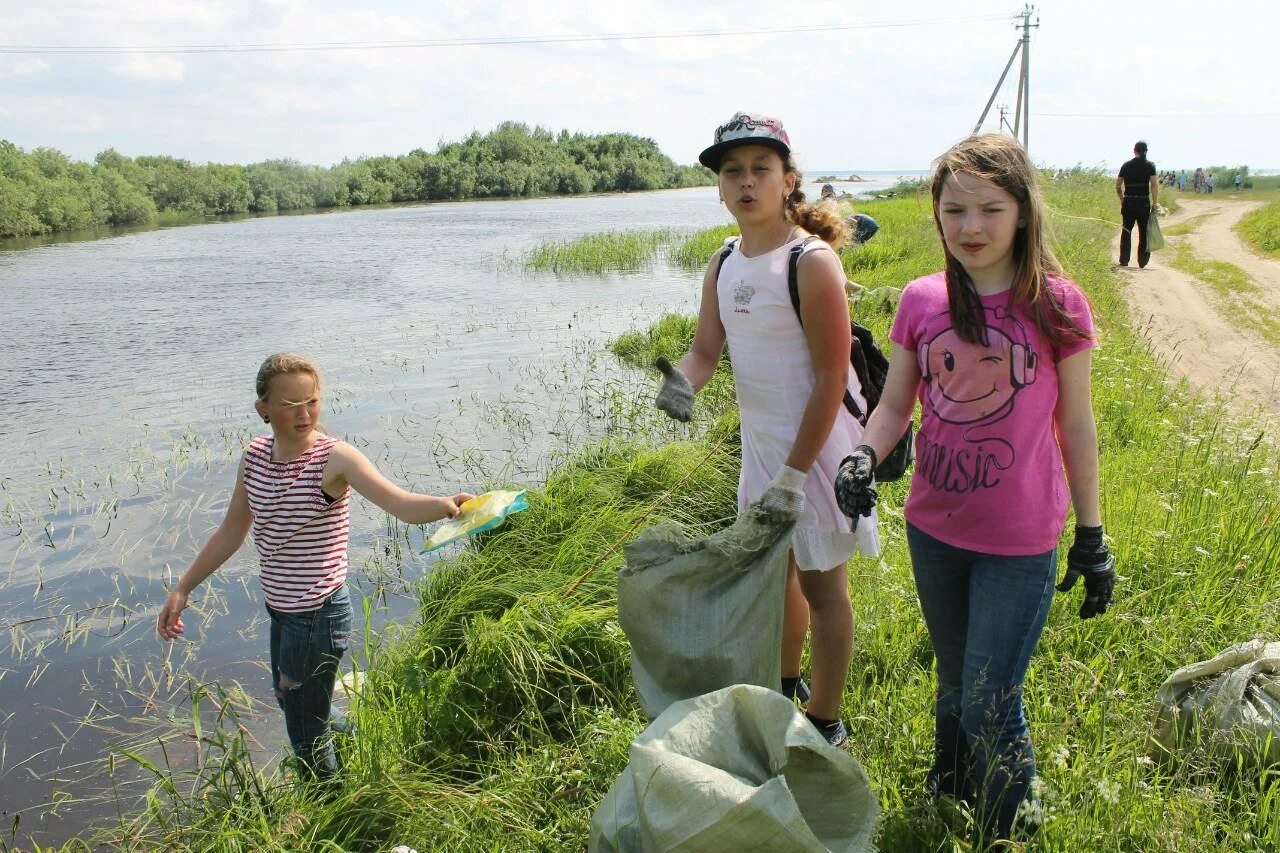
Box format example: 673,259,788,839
1096,779,1121,804
1137,755,1154,766
1050,745,1070,769
1194,547,1210,556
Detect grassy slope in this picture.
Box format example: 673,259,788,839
1237,202,1280,258
99,177,1280,852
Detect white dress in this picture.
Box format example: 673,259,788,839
716,235,881,570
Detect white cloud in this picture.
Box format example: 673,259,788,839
112,54,187,82
0,58,51,78
1,0,1276,169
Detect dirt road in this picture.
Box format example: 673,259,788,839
1117,197,1280,419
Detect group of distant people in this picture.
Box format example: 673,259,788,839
1159,167,1247,194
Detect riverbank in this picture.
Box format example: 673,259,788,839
78,176,1280,851
0,124,715,240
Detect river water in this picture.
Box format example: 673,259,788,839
0,174,910,844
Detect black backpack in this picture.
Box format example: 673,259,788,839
716,236,914,482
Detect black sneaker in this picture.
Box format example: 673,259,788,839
822,719,849,748
781,676,811,704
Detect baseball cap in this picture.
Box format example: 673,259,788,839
698,112,792,172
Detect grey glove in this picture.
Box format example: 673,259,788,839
834,445,878,519
755,465,807,525
653,356,694,422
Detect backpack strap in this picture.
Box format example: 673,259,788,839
785,236,868,422
714,238,738,282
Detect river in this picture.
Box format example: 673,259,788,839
0,173,913,845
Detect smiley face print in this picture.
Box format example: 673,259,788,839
918,307,1037,425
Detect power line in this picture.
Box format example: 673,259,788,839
0,14,1008,55
1035,111,1280,119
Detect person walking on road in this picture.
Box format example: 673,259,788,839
1178,169,1187,191
1116,140,1158,269
1234,171,1243,192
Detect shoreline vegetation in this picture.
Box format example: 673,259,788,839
74,173,1280,851
0,122,714,240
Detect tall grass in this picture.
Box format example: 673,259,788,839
1237,202,1280,257
523,230,673,273
85,177,1280,852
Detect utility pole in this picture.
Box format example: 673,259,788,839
974,5,1039,153
998,104,1015,136
1016,4,1039,153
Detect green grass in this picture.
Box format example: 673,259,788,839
523,230,674,273
1167,242,1258,299
1237,201,1280,257
1164,213,1211,237
669,224,739,272
89,178,1280,852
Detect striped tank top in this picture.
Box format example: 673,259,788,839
243,434,350,611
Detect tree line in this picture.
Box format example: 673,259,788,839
0,122,714,239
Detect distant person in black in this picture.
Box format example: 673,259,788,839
1116,140,1158,268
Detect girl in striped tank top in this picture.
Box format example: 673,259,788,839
157,353,475,781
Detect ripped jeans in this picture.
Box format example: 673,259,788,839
267,586,352,780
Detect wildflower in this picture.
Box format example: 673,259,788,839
1194,546,1210,556
1096,779,1121,804
1050,745,1070,769
1136,755,1154,766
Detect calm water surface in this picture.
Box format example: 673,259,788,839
0,177,906,843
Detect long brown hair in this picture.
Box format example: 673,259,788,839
784,154,850,248
929,134,1092,347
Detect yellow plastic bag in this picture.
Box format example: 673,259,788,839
421,490,529,553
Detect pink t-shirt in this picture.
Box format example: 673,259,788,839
889,272,1097,555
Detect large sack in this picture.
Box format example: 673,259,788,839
1152,638,1280,768
617,504,793,720
1147,207,1166,251
590,685,878,853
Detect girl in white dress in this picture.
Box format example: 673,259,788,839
654,112,879,745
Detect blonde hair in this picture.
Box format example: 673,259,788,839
255,352,324,403
929,134,1092,348
783,154,850,248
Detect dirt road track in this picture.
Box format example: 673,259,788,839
1117,198,1280,420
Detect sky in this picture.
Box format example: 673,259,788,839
1,0,1275,172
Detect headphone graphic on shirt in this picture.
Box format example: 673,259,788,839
919,305,1038,390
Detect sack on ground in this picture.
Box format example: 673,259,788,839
617,503,793,720
1147,208,1166,252
1152,638,1280,768
590,684,879,853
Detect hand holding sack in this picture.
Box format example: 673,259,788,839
1055,525,1116,618
755,465,807,525
834,445,879,519
653,356,694,423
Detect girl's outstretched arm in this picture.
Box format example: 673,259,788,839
158,460,253,640
1054,349,1102,527
676,253,728,392
325,442,474,525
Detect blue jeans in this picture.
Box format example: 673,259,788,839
906,523,1056,840
268,586,353,780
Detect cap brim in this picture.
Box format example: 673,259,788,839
698,137,791,172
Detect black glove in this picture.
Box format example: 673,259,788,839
1056,525,1116,619
834,445,879,518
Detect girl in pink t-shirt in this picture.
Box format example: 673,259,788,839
835,134,1116,842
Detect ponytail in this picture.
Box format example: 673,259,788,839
783,154,850,248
